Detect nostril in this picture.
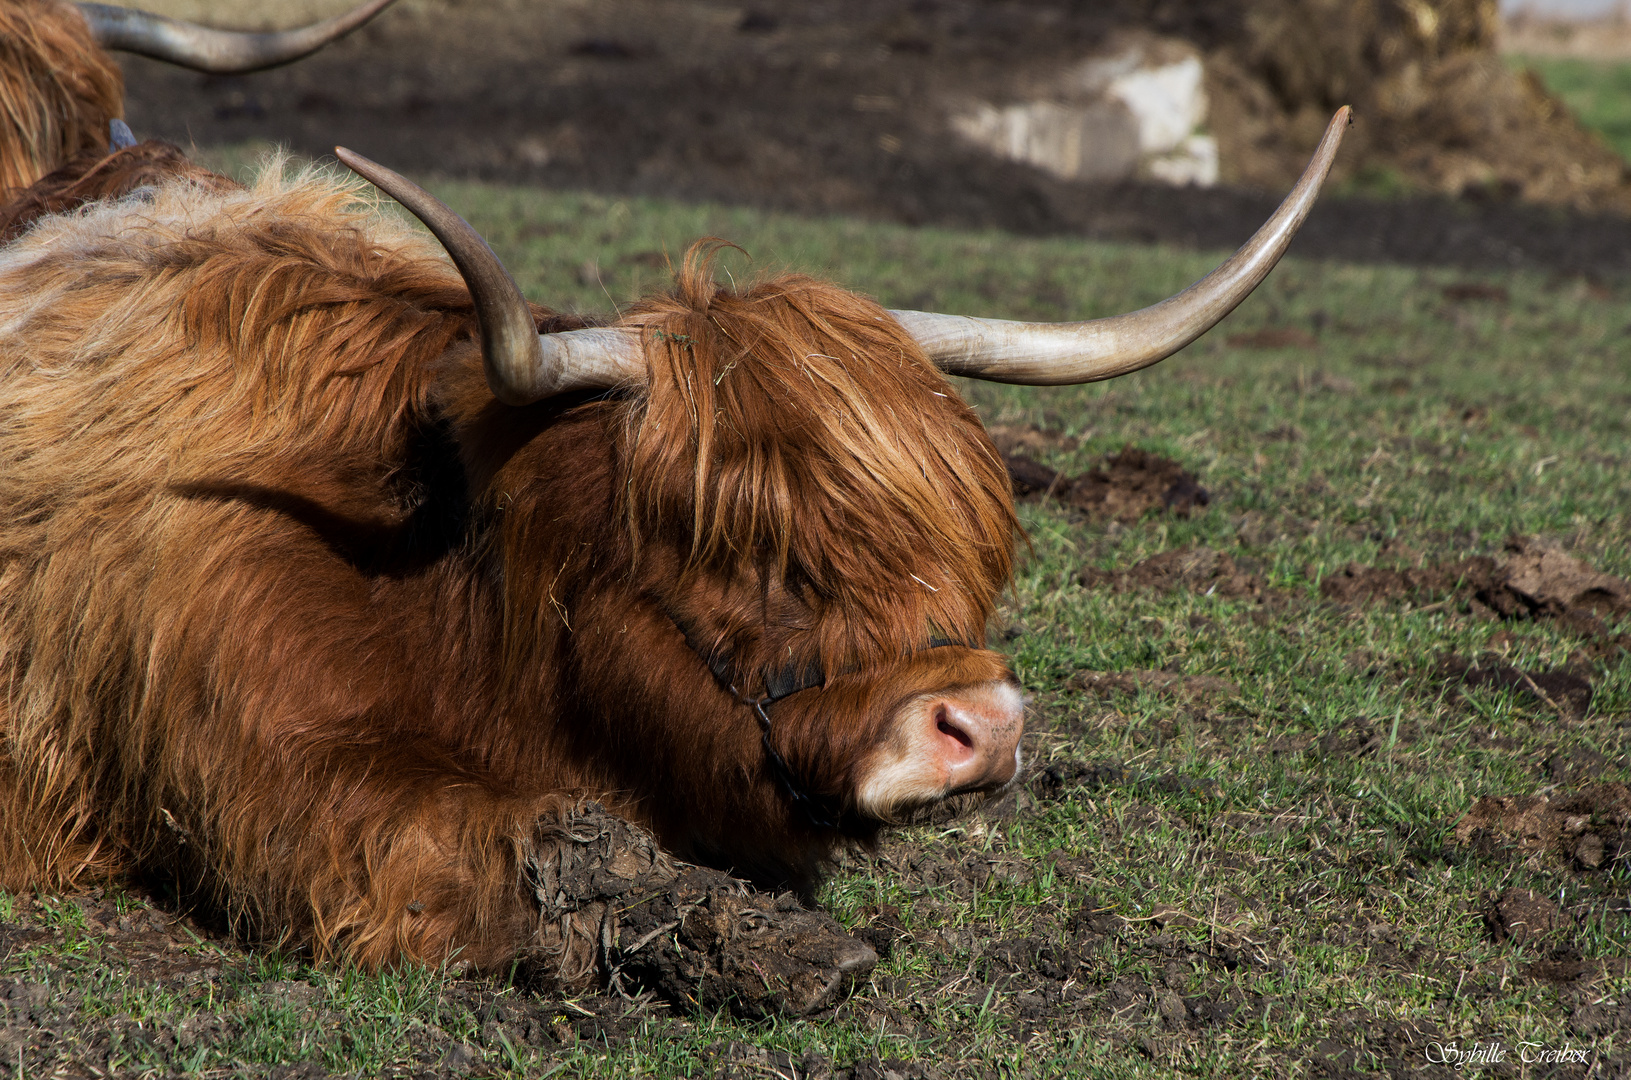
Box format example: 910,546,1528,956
935,704,974,749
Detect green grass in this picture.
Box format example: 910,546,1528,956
1511,54,1631,162
10,155,1631,1076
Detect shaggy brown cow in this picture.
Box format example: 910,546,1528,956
0,110,1348,991
0,0,396,196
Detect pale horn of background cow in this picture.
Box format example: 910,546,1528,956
337,107,1349,405
77,0,397,74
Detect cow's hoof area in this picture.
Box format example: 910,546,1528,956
519,800,876,1017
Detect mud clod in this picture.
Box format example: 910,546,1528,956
1079,546,1263,599
1437,653,1594,719
1003,445,1209,522
1321,536,1630,638
1452,784,1631,872
1486,888,1562,947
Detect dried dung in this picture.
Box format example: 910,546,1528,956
520,801,874,1017
1452,783,1631,871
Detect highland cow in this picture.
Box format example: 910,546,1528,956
0,108,1348,996
0,0,396,196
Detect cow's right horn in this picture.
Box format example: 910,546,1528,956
335,148,645,405
77,0,398,74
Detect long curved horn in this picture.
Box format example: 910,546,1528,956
334,148,644,405
77,0,397,74
892,107,1351,385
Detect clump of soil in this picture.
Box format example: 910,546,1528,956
1075,536,1630,649
1001,443,1211,523
1028,759,1129,802
985,424,1079,458
610,866,873,1019
1072,446,1212,520
1453,783,1630,871
1485,888,1563,946
1436,653,1595,719
1078,546,1265,599
1321,535,1630,638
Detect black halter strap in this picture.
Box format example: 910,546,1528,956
663,604,968,831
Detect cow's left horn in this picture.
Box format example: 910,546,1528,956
77,0,398,74
335,148,644,404
893,107,1351,385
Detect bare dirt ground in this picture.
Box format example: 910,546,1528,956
117,0,1631,280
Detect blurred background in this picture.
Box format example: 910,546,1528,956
114,0,1631,275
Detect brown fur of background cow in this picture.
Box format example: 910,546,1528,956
0,138,239,242
0,0,122,196
0,161,1019,970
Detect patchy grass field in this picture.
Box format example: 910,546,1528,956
1,160,1627,1078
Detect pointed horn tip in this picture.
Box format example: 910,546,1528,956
1329,106,1353,140
334,147,390,188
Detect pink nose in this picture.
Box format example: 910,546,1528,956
921,681,1024,794
856,677,1026,819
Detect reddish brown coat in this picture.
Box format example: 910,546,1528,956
0,166,1019,970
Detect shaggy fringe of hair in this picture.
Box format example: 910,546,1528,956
0,0,123,196
615,242,1017,668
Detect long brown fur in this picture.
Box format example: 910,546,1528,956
0,0,123,197
0,163,1018,968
